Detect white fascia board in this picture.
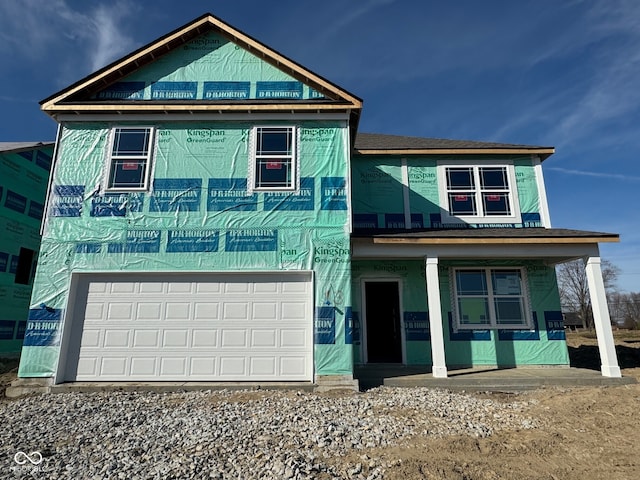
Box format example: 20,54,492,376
351,240,601,259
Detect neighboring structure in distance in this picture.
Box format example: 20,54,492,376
10,13,622,393
0,142,54,354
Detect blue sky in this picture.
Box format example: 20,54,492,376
0,0,638,292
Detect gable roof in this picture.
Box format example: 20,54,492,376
40,13,362,119
354,133,554,160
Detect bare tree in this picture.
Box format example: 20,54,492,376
612,292,640,329
556,259,619,329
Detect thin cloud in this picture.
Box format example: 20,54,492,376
546,167,640,182
319,0,396,40
0,0,137,76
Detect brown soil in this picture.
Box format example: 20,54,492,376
2,331,639,479
370,330,640,480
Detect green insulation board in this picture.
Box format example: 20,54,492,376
0,146,53,353
91,31,329,102
351,155,542,230
18,122,353,377
350,259,568,367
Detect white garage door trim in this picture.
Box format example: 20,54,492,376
57,271,314,383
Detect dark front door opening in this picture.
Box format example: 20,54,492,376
365,281,402,363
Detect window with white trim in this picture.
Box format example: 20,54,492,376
249,126,297,191
106,127,154,191
452,268,532,329
438,163,520,224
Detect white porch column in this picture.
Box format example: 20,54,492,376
584,256,621,378
426,257,447,378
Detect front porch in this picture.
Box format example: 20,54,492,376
354,364,637,391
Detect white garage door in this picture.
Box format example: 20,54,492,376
64,272,313,382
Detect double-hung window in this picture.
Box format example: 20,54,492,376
106,127,154,191
438,163,520,224
249,126,297,191
452,268,532,330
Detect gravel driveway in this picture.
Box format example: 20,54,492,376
1,387,537,479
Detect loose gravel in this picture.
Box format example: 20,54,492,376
1,387,538,479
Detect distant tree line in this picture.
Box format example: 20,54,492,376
556,259,640,330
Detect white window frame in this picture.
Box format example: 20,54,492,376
104,126,155,192
450,267,533,330
248,125,299,193
437,161,521,224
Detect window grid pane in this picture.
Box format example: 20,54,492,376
482,193,511,215
479,167,508,189
447,168,475,189
458,297,490,325
112,128,151,156
456,270,487,295
445,166,513,218
494,298,526,325
107,127,152,190
454,268,529,329
256,127,292,156
253,127,295,190
255,157,292,188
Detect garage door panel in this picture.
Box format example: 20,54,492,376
104,330,130,348
167,282,193,294
251,329,277,347
281,357,307,376
162,330,189,348
281,302,306,320
254,282,278,294
76,357,98,376
281,329,307,348
107,303,134,320
81,329,101,348
223,303,249,320
131,357,156,376
191,329,218,347
250,357,276,376
252,302,278,320
165,303,191,320
85,303,105,320
101,357,128,376
69,273,312,382
139,282,164,294
190,357,216,375
133,330,160,348
194,303,220,320
225,282,250,294
160,357,187,376
137,303,163,320
219,357,246,376
221,329,248,347
195,282,221,294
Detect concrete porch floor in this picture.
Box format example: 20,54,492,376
354,364,637,391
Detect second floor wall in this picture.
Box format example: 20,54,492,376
352,154,549,231
44,120,351,251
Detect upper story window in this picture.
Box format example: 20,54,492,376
249,126,298,191
452,267,532,330
106,127,154,191
438,163,520,224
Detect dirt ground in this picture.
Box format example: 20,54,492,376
2,330,640,479
366,330,640,480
